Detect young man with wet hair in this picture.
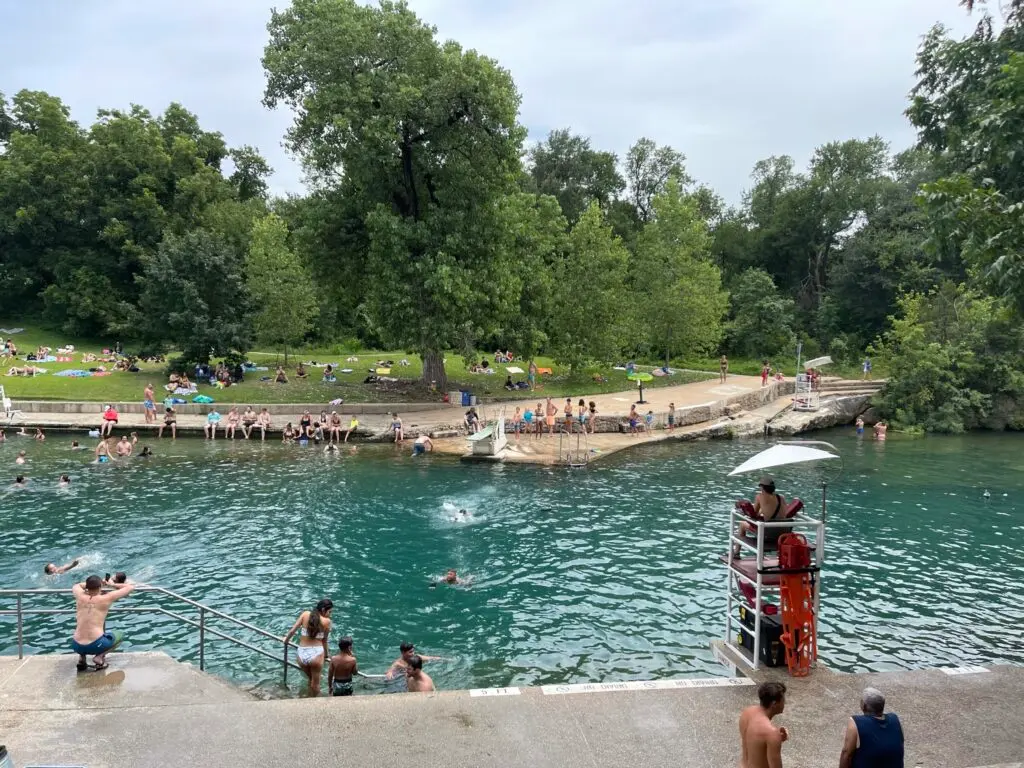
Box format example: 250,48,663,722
43,557,80,575
405,654,434,693
738,681,788,768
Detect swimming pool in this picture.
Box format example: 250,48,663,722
1,430,1021,694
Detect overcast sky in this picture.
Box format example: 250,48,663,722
0,1,979,204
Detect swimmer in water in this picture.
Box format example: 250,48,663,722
44,557,81,575
15,450,26,465
442,569,471,586
13,474,27,487
58,474,71,487
115,435,133,457
139,446,153,458
855,416,864,435
104,571,128,587
324,443,339,453
412,435,433,455
94,439,111,463
386,642,441,679
71,440,82,450
328,636,358,697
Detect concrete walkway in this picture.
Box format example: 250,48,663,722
1,653,1021,767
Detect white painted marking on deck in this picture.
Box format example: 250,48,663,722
541,677,754,695
469,687,521,697
712,644,738,677
941,665,989,676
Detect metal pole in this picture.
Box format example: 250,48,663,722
821,481,828,557
282,640,289,686
795,340,802,378
199,607,206,671
16,596,23,659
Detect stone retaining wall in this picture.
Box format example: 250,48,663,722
12,400,449,416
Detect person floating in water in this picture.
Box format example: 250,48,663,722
328,636,358,697
44,557,81,575
405,654,435,693
13,474,27,487
15,450,26,465
58,474,71,487
442,569,471,586
386,642,441,680
71,574,135,671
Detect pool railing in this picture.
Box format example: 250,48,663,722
0,586,302,686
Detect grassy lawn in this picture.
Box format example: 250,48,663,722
2,321,873,404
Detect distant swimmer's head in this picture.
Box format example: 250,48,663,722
59,474,71,485
85,575,103,593
14,475,26,485
445,569,458,584
112,571,127,584
71,440,80,448
338,636,353,653
44,563,57,574
459,509,468,516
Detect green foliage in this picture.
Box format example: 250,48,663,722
263,0,527,388
631,178,727,365
134,230,252,365
624,138,687,222
547,204,629,371
725,269,797,358
528,129,624,225
246,213,319,360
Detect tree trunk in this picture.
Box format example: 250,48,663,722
665,347,671,369
283,344,288,366
422,349,447,392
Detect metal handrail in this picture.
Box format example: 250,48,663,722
0,587,302,686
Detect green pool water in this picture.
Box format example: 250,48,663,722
1,430,1021,694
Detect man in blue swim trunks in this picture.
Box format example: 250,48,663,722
71,574,135,671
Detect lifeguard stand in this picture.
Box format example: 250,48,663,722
793,374,819,411
719,442,839,673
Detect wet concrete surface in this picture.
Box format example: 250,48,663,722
1,653,1022,767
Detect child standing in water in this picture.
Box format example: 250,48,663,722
328,636,358,697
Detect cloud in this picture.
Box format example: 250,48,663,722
0,0,980,203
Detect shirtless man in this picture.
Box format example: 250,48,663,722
386,642,441,679
405,654,435,693
328,636,358,696
71,574,136,671
143,384,157,424
44,557,80,575
115,435,133,457
738,682,788,768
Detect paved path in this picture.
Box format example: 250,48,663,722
1,653,1021,767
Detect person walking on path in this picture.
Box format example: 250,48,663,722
143,384,156,424
839,688,904,768
720,355,729,384
738,681,788,768
284,598,334,696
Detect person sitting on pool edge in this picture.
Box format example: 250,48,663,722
71,574,135,671
44,557,81,575
386,642,442,679
328,636,358,697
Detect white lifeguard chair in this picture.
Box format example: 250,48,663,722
1,386,22,425
466,407,508,456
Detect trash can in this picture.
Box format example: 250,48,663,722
461,391,471,407
470,395,478,406
448,391,461,406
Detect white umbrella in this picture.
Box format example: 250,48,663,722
803,356,832,370
728,443,839,476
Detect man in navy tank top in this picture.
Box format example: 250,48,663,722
839,687,904,768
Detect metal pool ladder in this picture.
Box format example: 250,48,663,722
558,422,589,468
0,586,302,685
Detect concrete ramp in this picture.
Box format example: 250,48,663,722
0,652,251,712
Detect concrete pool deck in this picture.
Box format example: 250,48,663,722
4,375,812,466
1,652,1021,767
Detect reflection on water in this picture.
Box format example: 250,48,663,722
1,429,1022,694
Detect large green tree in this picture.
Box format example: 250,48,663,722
725,269,797,359
246,213,319,361
527,129,624,225
133,230,252,365
631,178,726,366
547,204,629,371
263,0,527,389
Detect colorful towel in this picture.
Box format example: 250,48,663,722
54,369,91,378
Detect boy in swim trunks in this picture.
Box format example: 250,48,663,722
71,574,135,670
328,636,358,696
668,402,676,431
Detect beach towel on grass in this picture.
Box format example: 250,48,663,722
54,369,91,377
193,395,214,404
